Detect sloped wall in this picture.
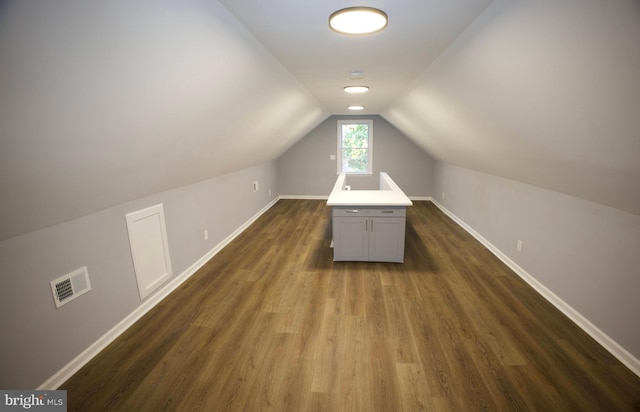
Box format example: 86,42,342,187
383,0,640,215
0,0,327,240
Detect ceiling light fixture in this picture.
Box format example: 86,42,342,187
329,7,388,35
344,85,369,93
348,105,365,111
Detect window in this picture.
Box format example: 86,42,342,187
337,119,372,174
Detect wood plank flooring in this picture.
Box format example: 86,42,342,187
61,200,640,411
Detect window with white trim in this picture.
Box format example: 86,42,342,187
337,119,372,174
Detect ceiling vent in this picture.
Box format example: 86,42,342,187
50,266,92,308
350,70,364,79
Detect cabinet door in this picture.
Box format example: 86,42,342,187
369,217,406,262
333,216,369,261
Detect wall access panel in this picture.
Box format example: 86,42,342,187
125,204,173,300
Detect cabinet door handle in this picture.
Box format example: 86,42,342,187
382,210,394,214
366,220,368,232
370,219,373,232
346,210,359,213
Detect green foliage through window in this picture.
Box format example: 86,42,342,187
340,122,370,173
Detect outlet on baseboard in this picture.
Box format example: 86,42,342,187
252,181,259,192
516,239,523,252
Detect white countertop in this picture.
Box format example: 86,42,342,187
326,172,413,207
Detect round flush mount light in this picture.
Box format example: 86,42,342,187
348,105,365,111
329,7,388,35
344,85,369,93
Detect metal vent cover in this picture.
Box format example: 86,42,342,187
50,266,92,308
54,278,74,302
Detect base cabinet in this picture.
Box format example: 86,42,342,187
332,207,406,262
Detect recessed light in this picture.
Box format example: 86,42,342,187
348,105,365,111
344,86,369,93
329,7,388,35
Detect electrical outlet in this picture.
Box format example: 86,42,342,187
516,239,523,252
252,181,259,192
268,189,272,197
330,154,336,160
442,192,446,200
204,229,209,241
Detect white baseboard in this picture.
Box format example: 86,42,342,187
39,197,280,390
278,195,328,200
430,199,640,377
41,195,638,388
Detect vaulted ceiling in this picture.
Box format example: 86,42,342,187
1,0,639,240
218,0,493,114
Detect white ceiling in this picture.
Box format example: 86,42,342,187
219,0,493,115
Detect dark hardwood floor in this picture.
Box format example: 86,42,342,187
61,200,640,411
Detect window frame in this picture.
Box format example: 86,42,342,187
336,119,373,175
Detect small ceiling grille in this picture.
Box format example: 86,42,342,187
50,266,92,308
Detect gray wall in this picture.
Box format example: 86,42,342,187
276,115,435,197
0,162,277,388
4,153,639,389
433,161,640,363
